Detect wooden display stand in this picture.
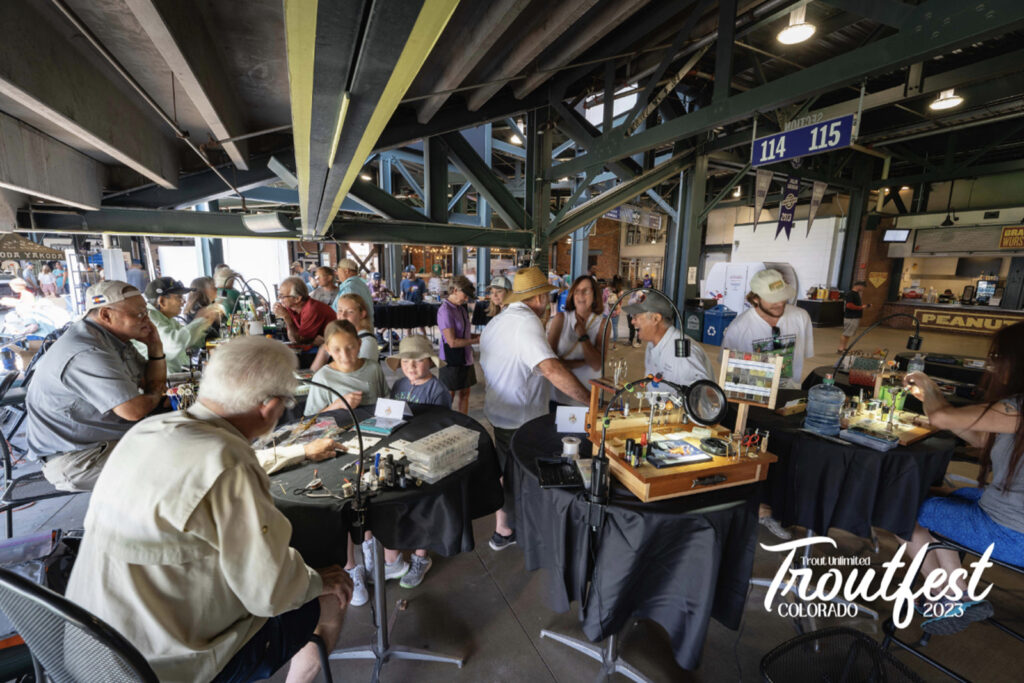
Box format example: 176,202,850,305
583,377,777,503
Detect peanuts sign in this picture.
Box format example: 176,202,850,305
915,309,1021,333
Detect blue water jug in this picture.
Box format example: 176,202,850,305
804,374,845,436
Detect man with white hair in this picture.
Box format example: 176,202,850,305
334,258,374,327
26,281,167,491
66,336,353,683
480,266,590,550
624,293,713,387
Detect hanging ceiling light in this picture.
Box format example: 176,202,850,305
359,172,372,181
929,89,964,111
732,186,742,198
777,6,815,45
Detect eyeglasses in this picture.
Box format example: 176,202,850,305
112,307,148,321
279,294,300,301
267,395,297,409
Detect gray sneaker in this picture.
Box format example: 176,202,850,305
346,565,369,607
758,516,793,540
399,555,433,589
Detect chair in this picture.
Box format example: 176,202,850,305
0,567,158,682
761,627,925,683
0,324,70,453
882,534,1024,682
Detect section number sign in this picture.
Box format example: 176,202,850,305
752,114,855,167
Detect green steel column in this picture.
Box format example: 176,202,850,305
678,153,707,301
526,108,552,270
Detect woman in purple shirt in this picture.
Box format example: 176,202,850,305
437,275,479,413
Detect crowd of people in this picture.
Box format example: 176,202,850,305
10,256,1021,679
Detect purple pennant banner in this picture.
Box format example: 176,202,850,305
775,175,801,240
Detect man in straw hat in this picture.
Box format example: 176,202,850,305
26,281,168,491
479,266,590,551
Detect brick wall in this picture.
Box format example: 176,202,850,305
550,217,623,279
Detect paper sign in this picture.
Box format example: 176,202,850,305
375,397,413,419
687,266,697,285
556,406,588,433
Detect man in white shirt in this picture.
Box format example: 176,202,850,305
65,336,352,683
721,268,813,540
722,269,814,390
624,294,712,387
480,266,589,550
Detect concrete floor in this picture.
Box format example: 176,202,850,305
6,321,1022,682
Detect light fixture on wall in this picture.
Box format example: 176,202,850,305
929,89,964,111
777,6,815,45
732,186,741,198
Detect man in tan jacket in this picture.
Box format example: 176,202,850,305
66,336,352,683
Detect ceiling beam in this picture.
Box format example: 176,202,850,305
819,0,913,28
549,151,693,241
104,151,294,209
0,111,104,211
348,177,430,222
0,2,177,188
415,0,531,124
18,206,532,248
466,1,601,112
440,131,528,230
548,0,1024,180
124,0,249,169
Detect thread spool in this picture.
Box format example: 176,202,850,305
561,436,580,457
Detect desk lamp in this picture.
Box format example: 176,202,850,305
834,313,923,375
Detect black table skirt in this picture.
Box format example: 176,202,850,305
271,405,503,568
372,302,439,330
511,414,759,671
729,389,955,540
796,299,845,327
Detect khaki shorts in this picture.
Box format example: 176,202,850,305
842,317,861,337
40,441,118,492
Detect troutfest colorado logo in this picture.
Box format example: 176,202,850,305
761,536,996,626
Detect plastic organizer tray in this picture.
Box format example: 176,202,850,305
403,425,480,469
408,449,478,484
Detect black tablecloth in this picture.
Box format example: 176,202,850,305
470,301,493,326
796,299,845,327
271,405,503,568
372,302,439,330
730,389,955,540
511,415,759,671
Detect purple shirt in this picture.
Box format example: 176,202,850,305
437,299,473,365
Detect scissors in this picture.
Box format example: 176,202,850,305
741,432,760,450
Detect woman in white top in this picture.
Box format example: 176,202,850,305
547,275,608,407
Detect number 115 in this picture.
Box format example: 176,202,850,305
809,121,843,151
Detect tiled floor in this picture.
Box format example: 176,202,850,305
8,322,1022,682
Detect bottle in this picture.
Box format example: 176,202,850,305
804,374,845,436
908,353,925,374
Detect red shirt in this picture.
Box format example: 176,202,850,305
290,297,336,342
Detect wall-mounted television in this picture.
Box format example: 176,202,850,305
882,229,910,243
955,257,1003,278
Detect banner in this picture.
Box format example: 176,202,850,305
805,181,827,237
752,169,772,232
775,176,801,240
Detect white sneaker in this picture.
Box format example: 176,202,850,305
346,565,368,607
362,538,375,577
384,556,410,581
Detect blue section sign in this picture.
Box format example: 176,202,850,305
752,114,855,167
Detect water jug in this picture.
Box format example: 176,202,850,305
805,374,845,436
907,353,925,374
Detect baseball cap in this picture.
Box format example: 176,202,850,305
144,277,191,302
488,276,512,291
622,291,675,321
371,271,381,280
750,269,795,304
84,280,143,312
404,265,417,273
337,258,359,272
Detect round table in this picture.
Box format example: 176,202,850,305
270,405,503,568
732,388,956,541
371,302,439,330
510,414,760,671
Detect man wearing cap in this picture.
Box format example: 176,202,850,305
479,266,591,551
722,268,814,389
335,258,374,327
400,265,426,304
142,277,222,373
26,281,168,491
625,293,713,387
273,276,336,346
369,272,391,302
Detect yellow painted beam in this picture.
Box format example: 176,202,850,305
320,0,460,234
283,0,318,234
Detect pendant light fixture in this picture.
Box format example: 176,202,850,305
777,6,815,45
929,89,964,111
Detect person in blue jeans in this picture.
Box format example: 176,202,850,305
902,321,1024,635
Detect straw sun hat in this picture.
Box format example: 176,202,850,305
502,266,557,305
385,335,445,371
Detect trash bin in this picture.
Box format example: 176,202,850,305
684,308,704,341
702,305,737,346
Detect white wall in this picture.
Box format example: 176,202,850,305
157,246,200,283
731,217,846,294
221,238,291,300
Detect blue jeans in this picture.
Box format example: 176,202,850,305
609,315,619,341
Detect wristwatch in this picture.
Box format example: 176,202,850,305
578,334,590,343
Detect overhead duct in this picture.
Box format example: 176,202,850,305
241,212,296,234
